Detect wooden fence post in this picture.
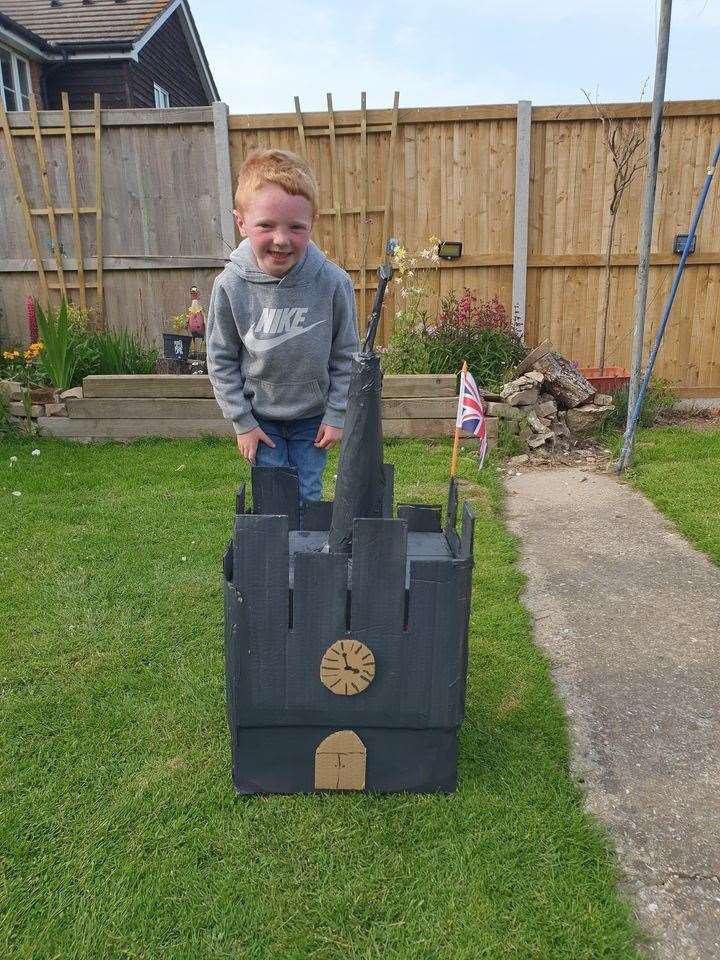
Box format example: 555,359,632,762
213,101,236,256
512,100,532,342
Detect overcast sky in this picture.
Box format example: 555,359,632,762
192,0,717,114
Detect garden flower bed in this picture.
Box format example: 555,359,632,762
31,373,499,442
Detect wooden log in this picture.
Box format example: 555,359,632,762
67,398,222,418
381,397,458,418
37,417,234,439
515,339,555,376
69,396,459,420
532,353,595,409
40,415,497,442
82,375,217,398
382,419,456,438
382,375,456,398
82,374,457,400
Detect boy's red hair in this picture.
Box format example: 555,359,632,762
235,149,319,218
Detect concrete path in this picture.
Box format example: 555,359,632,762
504,468,720,960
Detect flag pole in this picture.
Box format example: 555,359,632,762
450,361,467,478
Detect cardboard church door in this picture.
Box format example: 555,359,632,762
315,730,366,791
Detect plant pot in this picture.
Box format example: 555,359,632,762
580,367,630,394
163,332,193,360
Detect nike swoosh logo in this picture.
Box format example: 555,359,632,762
243,319,327,353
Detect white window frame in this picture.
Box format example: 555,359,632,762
153,83,170,108
0,43,31,111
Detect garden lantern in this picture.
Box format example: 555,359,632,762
437,240,463,260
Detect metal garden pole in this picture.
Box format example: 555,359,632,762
626,0,672,465
618,139,720,473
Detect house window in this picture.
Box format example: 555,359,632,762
153,83,170,108
0,45,31,111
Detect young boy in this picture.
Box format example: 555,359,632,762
206,149,359,502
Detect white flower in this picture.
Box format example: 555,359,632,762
31,449,40,456
181,556,187,562
12,491,21,497
9,456,17,464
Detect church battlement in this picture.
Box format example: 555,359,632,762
223,466,474,794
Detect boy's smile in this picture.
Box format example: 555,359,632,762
235,184,314,278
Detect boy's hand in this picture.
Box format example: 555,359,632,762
236,426,275,464
314,423,343,449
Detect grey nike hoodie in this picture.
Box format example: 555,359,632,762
207,239,359,434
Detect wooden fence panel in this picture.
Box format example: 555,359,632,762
2,99,720,393
1,106,222,342
524,109,720,389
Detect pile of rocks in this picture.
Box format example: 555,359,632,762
0,380,80,434
484,343,615,457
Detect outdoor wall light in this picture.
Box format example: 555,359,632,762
438,240,463,260
673,234,696,255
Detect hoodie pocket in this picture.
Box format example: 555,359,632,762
243,377,325,420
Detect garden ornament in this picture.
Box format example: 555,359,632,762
187,285,206,338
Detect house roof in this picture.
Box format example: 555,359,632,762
0,0,171,47
0,0,219,99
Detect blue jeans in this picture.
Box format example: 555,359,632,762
254,414,327,502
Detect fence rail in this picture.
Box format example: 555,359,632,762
2,96,720,393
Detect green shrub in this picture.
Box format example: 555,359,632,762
33,300,158,386
609,378,678,429
35,300,77,391
381,289,525,391
87,328,158,375
1,342,50,388
378,320,430,374
0,392,21,440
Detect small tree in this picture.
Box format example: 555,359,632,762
583,90,646,370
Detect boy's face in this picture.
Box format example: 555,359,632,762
235,184,314,278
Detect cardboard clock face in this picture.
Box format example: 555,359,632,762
320,640,375,696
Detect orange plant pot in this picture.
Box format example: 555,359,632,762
580,367,630,394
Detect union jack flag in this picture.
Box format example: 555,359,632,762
456,368,488,467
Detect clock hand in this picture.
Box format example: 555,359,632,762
341,652,360,674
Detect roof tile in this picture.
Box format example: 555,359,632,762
0,0,172,46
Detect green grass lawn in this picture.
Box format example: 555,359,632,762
623,426,720,564
1,437,640,960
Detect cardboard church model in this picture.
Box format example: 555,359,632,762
223,267,475,793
